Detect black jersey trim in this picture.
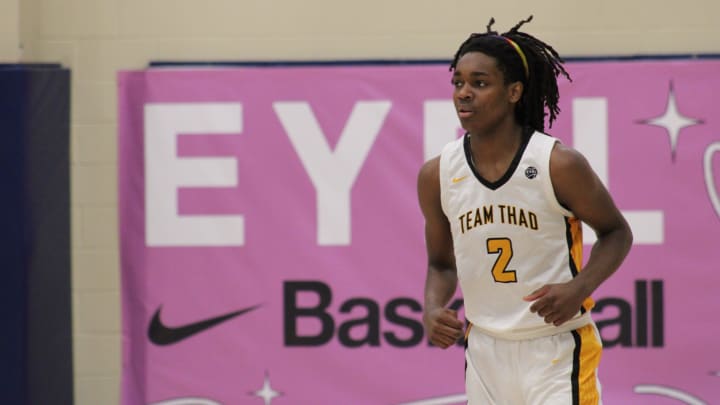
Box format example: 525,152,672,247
464,322,470,379
564,217,580,278
463,127,534,190
564,217,585,315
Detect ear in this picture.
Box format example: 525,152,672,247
508,81,524,103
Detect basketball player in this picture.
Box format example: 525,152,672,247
417,16,633,404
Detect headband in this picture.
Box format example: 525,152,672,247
499,36,529,79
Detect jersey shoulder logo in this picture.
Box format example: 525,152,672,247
525,166,538,179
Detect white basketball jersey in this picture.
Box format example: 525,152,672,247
439,131,594,340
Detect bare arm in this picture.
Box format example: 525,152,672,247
525,143,633,325
417,157,464,347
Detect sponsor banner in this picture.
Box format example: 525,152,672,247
119,61,720,404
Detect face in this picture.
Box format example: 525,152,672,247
451,51,523,135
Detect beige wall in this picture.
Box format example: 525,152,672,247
16,0,720,403
1,0,20,60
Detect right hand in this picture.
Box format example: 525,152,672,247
423,307,464,348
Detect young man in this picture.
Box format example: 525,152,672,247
417,16,633,404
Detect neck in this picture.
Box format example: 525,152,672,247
468,122,525,164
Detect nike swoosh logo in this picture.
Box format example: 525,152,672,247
452,175,468,184
148,304,261,346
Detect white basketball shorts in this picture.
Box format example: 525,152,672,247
465,323,603,405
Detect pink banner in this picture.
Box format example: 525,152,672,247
119,60,720,404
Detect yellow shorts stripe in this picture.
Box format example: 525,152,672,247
572,323,603,404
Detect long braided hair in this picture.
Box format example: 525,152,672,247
450,16,571,131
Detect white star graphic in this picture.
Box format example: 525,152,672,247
251,371,282,405
639,82,703,160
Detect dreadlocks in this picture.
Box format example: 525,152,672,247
450,15,571,131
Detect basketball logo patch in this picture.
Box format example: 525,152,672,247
525,166,538,179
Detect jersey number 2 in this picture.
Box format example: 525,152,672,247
486,238,517,283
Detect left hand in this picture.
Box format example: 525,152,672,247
523,282,586,326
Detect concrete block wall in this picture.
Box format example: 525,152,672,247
11,0,720,403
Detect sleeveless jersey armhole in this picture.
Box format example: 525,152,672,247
541,138,575,218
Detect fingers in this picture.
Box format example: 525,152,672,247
523,285,550,302
526,283,584,326
435,322,463,339
527,289,559,324
426,308,464,348
530,296,564,323
529,295,552,314
430,325,463,348
544,312,562,325
430,330,462,348
439,309,464,329
551,315,571,327
546,312,572,326
531,298,573,326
